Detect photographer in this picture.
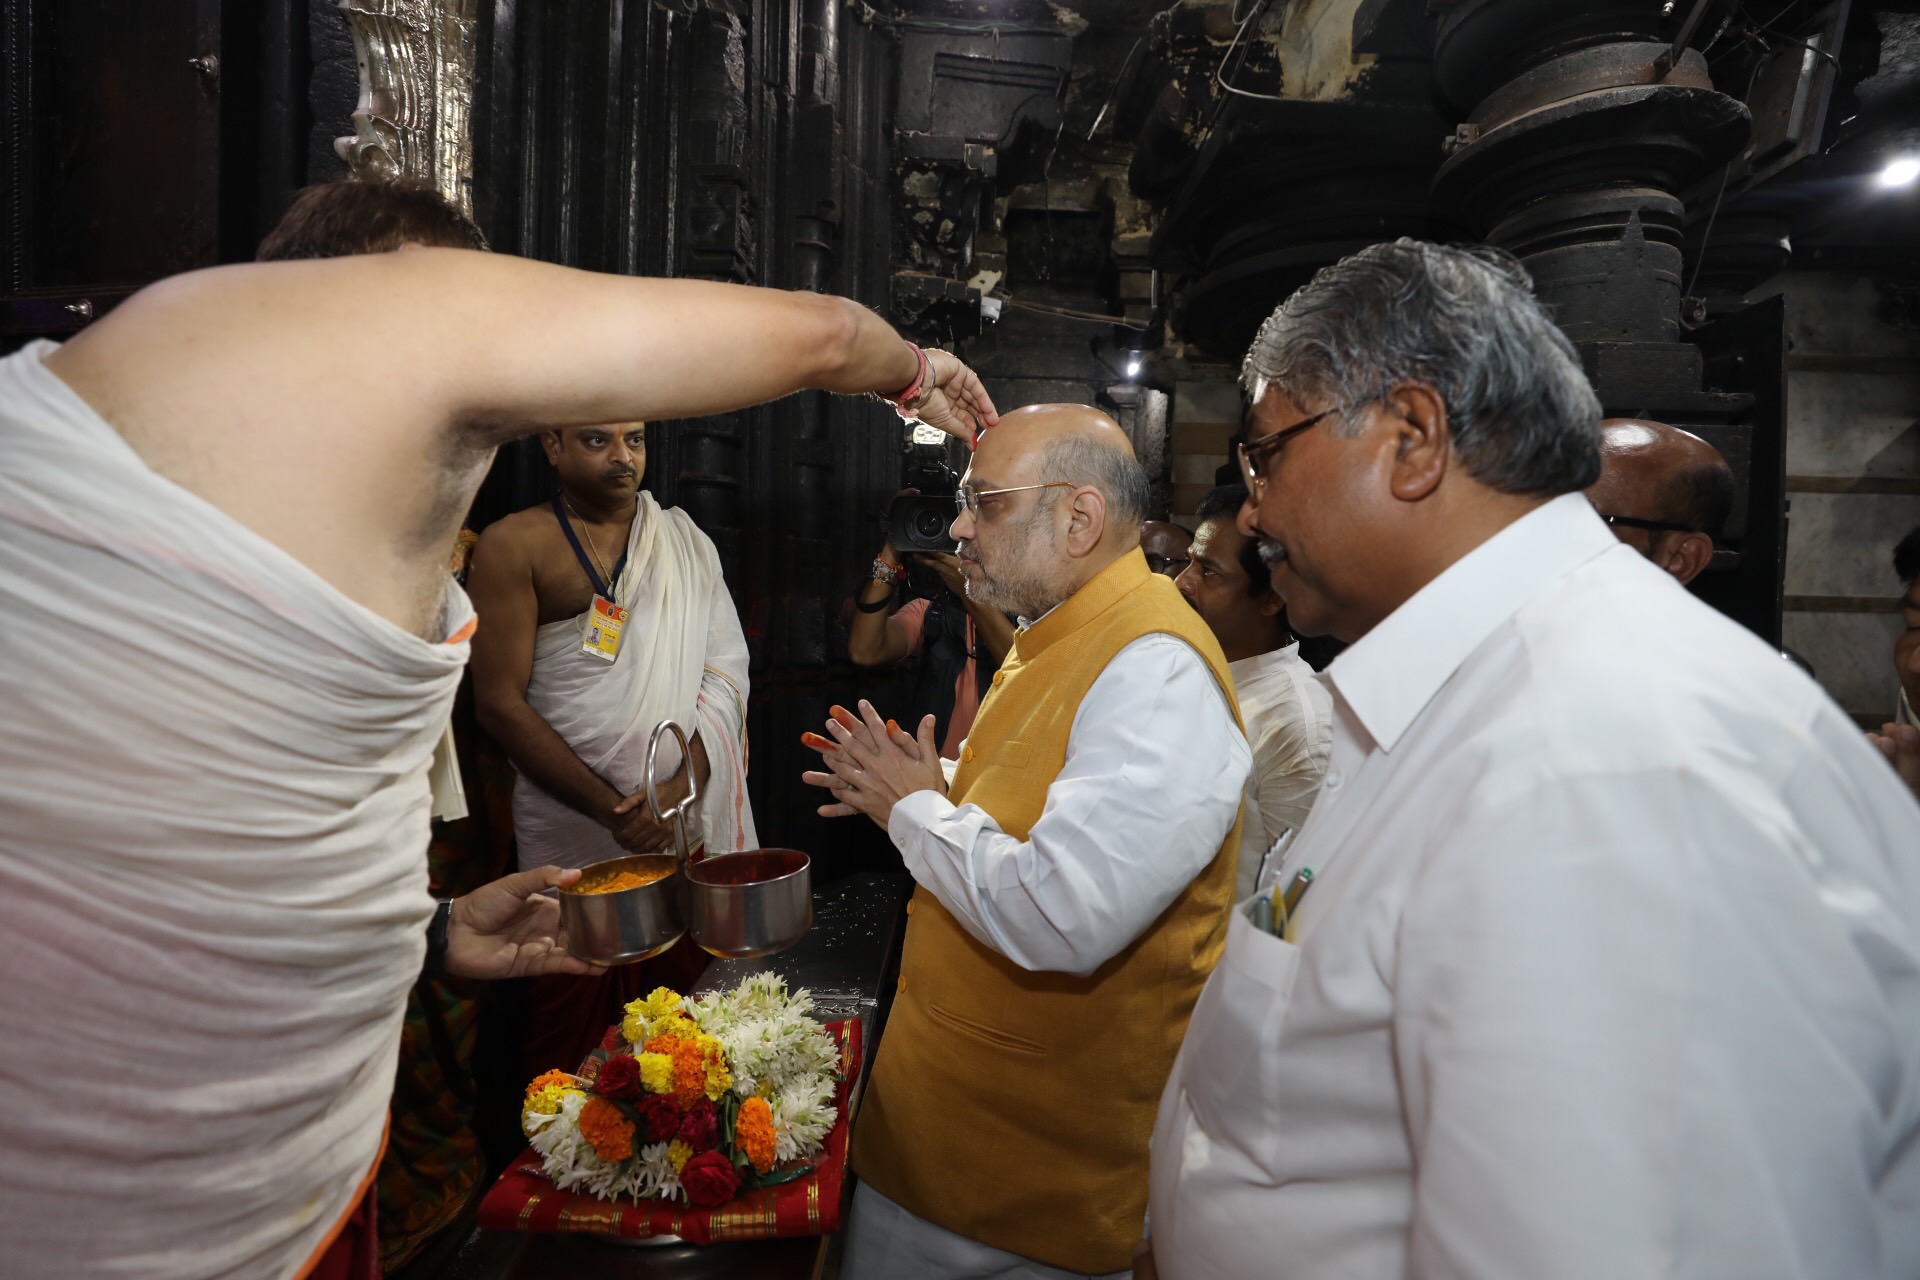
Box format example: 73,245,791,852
849,489,1015,760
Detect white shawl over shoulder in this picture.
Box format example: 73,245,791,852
0,341,462,1278
512,492,757,869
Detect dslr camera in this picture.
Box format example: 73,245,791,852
886,423,962,554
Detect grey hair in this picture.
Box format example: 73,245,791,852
1241,239,1602,495
1040,431,1151,530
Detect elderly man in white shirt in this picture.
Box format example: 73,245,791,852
1176,481,1332,897
804,404,1249,1280
1140,239,1920,1280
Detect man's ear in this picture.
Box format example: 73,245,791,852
1382,382,1451,503
538,430,563,466
1667,532,1715,586
1253,586,1285,619
1063,486,1107,558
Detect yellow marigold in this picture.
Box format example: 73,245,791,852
667,1139,693,1175
736,1096,777,1174
520,1084,579,1136
638,1052,675,1095
641,987,686,1021
621,988,688,1044
578,1095,636,1162
704,1050,733,1102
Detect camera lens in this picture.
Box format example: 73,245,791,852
913,508,946,540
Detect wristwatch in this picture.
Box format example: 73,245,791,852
870,558,903,587
425,898,453,978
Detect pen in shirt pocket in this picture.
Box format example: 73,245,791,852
1260,867,1313,940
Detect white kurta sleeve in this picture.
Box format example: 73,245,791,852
887,633,1248,976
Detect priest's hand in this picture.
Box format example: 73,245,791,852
800,699,945,826
915,349,999,446
446,865,598,980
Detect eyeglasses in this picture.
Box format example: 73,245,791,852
1237,407,1338,490
954,482,1077,517
1144,554,1192,576
1599,513,1698,536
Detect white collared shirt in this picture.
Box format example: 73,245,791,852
1149,493,1920,1280
890,633,1248,977
1226,642,1332,899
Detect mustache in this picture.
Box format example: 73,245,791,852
1257,538,1287,567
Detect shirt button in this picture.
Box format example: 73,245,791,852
1324,771,1343,791
992,671,1005,686
896,975,907,994
906,899,916,916
962,745,975,763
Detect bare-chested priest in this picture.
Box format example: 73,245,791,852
0,229,995,1277
469,419,755,1071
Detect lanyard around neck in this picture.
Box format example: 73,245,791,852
550,492,629,599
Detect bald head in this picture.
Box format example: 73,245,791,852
1586,418,1733,585
973,404,1150,538
953,404,1152,618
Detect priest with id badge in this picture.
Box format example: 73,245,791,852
468,420,756,1070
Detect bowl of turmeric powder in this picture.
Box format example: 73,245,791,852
558,853,685,965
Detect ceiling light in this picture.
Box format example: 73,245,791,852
1877,157,1920,188
1126,356,1142,378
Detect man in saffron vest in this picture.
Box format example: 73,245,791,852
803,404,1250,1278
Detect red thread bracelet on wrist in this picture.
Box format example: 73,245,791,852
885,342,930,407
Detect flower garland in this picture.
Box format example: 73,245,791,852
521,974,842,1206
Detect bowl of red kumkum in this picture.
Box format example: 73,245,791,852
684,849,812,958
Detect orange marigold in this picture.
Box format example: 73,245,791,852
668,1038,709,1109
736,1096,777,1174
526,1069,575,1095
578,1095,636,1162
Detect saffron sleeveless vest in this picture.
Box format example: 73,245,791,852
851,548,1243,1273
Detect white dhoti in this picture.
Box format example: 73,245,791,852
0,341,462,1277
512,491,756,869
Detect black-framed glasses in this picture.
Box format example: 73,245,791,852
1145,553,1192,576
1237,407,1338,488
954,481,1077,517
1599,513,1698,536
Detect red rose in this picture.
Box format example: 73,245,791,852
676,1098,718,1151
680,1149,741,1207
599,1026,625,1052
596,1054,643,1100
638,1093,682,1143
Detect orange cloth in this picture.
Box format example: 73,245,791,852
852,549,1243,1274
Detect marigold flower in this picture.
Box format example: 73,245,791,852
641,987,686,1021
736,1096,777,1174
526,1069,575,1095
637,1051,675,1096
520,1084,580,1136
669,1038,709,1109
579,1095,636,1162
704,1052,733,1103
667,1139,693,1175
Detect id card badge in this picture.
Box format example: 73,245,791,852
581,594,628,663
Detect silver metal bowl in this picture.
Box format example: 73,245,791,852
685,849,813,959
558,854,686,965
